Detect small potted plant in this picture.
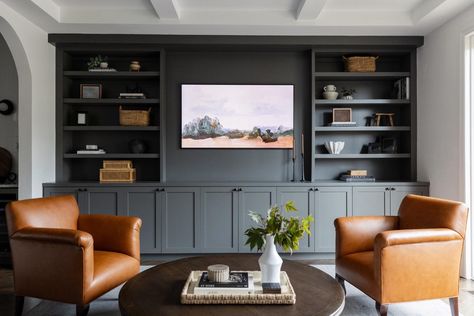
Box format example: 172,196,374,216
245,200,313,283
87,55,108,70
340,87,356,100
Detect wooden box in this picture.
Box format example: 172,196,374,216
119,106,151,126
102,160,133,169
100,168,136,183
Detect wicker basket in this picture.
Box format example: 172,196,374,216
343,56,378,72
103,160,133,169
119,106,151,126
100,168,136,183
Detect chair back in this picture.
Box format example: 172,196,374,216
399,194,468,238
6,195,79,236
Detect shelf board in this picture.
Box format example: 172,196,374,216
315,99,410,105
64,126,160,131
63,98,159,104
64,153,160,159
315,154,411,159
63,71,160,78
313,72,410,80
314,126,410,132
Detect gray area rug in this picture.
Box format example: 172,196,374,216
24,265,458,316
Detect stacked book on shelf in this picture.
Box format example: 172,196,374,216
119,92,146,99
339,170,375,182
88,68,117,72
77,145,106,155
329,122,357,127
194,272,254,295
393,77,410,100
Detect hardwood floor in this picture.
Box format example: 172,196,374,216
1,265,473,315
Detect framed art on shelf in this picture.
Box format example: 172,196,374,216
80,84,102,99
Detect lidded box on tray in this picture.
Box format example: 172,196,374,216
100,160,136,183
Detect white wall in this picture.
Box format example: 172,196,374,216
0,3,55,198
417,5,474,201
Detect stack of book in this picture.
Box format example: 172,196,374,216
77,145,106,155
194,272,254,295
119,92,146,99
329,121,357,127
393,77,410,100
339,170,375,182
89,68,117,72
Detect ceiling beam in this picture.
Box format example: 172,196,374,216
150,0,180,20
296,0,328,21
411,0,449,24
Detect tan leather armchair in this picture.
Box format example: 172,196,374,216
6,195,142,316
334,194,468,316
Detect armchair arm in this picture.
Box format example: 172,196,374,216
374,228,464,303
375,228,462,250
78,214,142,261
9,227,94,304
334,216,399,258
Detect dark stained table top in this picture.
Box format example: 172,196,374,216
119,254,345,316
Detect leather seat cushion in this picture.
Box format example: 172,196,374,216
336,251,379,301
85,251,140,303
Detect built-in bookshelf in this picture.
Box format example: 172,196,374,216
311,50,416,181
56,48,165,182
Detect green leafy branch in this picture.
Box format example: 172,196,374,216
87,55,108,70
244,200,314,254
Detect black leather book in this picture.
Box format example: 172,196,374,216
198,272,249,288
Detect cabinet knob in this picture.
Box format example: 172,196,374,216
309,188,313,191
238,188,242,192
385,188,390,191
391,188,396,191
232,188,237,192
315,188,319,191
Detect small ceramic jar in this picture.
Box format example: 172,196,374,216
99,62,108,69
130,61,141,72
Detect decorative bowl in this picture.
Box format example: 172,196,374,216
325,141,345,154
323,91,339,100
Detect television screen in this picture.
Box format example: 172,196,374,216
181,84,294,149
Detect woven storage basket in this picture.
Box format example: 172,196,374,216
343,56,378,72
119,106,151,126
103,160,133,169
100,168,136,183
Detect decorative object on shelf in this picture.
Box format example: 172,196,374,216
300,133,305,181
348,169,367,176
80,84,102,99
374,112,395,126
0,147,12,184
343,56,378,72
76,111,88,125
340,87,356,100
324,141,345,154
76,147,106,154
86,144,98,150
364,115,375,126
291,138,296,182
245,201,313,284
367,141,382,154
129,61,141,72
382,137,398,153
0,99,14,115
330,108,357,127
339,173,375,182
129,139,147,154
100,160,136,183
206,265,231,283
87,55,109,71
119,84,146,99
119,106,151,126
322,84,338,100
393,77,410,100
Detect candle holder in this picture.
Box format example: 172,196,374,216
291,157,296,182
300,153,305,182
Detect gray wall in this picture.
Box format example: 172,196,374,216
0,34,18,177
166,51,310,182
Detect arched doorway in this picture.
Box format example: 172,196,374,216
0,17,33,198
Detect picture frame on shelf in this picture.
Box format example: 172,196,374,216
80,84,102,99
332,108,352,123
76,111,88,125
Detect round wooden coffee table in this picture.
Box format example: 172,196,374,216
119,254,345,316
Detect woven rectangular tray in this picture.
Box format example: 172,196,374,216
181,271,296,305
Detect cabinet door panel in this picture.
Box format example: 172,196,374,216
390,186,429,215
238,187,276,252
83,188,121,216
315,187,351,253
276,187,314,252
126,188,161,253
352,187,389,217
201,187,238,253
162,187,200,253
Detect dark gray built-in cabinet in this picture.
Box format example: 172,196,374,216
46,35,427,257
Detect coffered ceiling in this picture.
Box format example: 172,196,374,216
2,0,473,35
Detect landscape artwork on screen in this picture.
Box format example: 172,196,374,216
181,84,294,149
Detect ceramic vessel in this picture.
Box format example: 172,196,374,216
258,235,283,284
323,91,339,100
325,141,345,154
323,85,337,92
130,61,141,72
99,62,108,69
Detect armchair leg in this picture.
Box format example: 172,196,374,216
449,297,459,316
375,302,388,316
76,304,90,316
15,296,24,316
335,274,346,295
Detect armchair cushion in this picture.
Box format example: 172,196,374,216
78,214,142,261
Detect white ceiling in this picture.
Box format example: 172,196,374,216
1,0,473,35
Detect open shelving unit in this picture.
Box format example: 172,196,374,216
56,48,165,182
311,49,416,181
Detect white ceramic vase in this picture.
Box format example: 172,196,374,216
258,235,283,283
